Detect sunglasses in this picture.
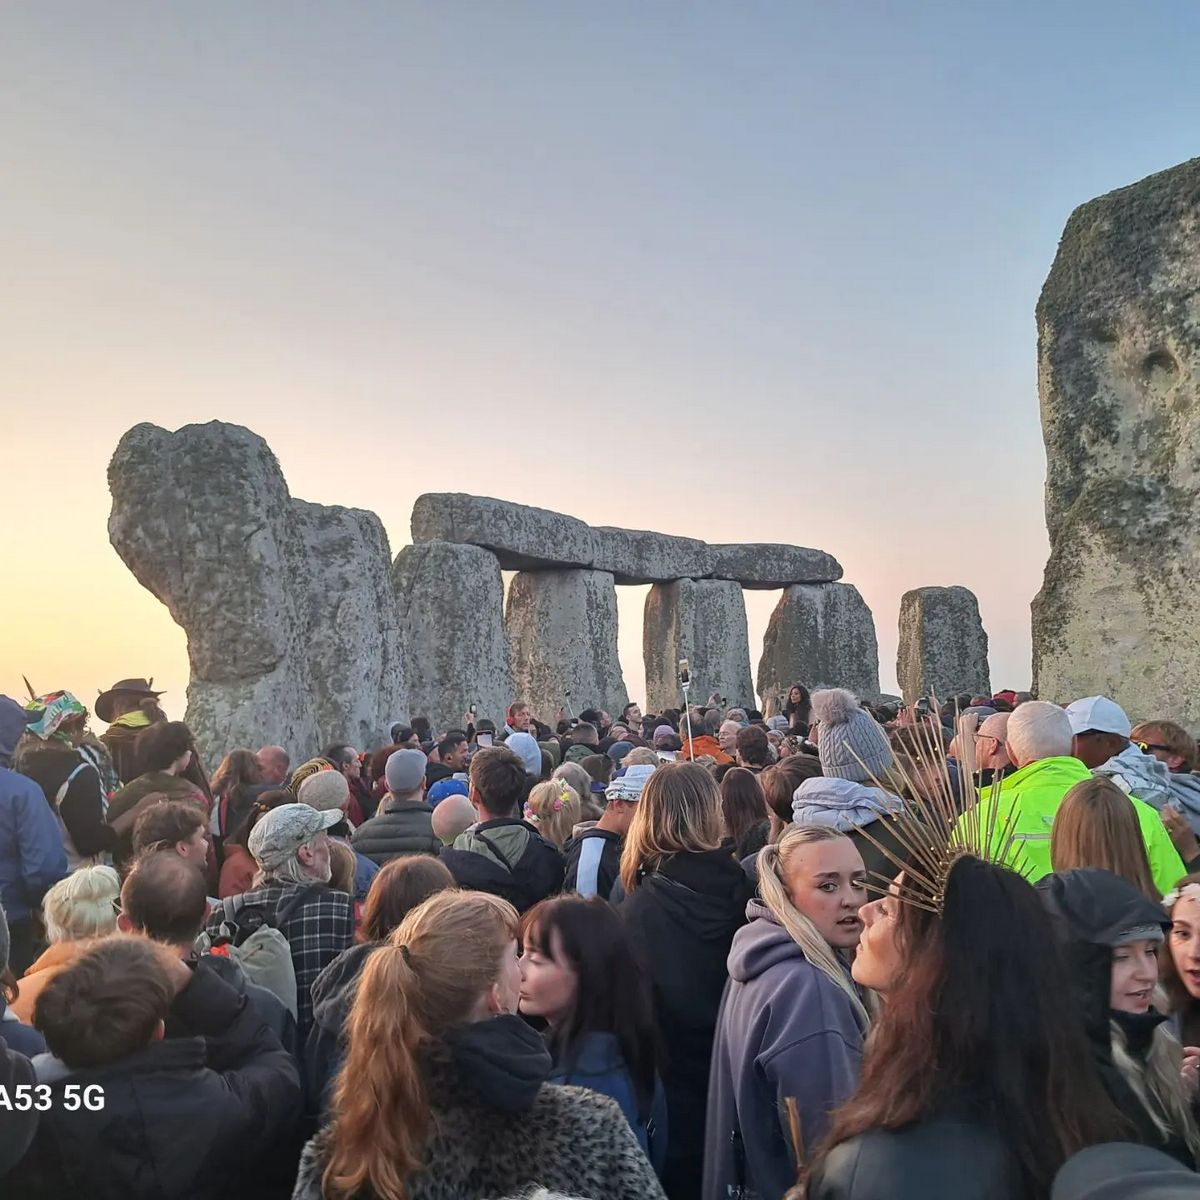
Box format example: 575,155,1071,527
1136,741,1173,755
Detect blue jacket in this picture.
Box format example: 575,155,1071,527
704,900,869,1200
549,1030,668,1175
0,700,67,924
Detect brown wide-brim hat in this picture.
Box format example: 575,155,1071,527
95,677,164,723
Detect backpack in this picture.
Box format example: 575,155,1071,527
202,885,319,1018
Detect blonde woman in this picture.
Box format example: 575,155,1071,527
615,762,754,1200
524,780,581,849
703,827,871,1200
292,889,664,1200
13,865,120,1022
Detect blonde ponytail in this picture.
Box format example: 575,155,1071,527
757,826,870,1032
324,889,520,1200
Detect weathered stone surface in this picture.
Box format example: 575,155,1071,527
1033,158,1200,722
505,570,628,720
108,421,404,763
643,579,753,714
757,584,880,711
412,492,841,586
897,586,990,705
708,544,843,589
393,541,511,728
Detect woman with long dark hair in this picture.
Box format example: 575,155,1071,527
209,748,266,847
784,684,812,736
719,767,770,859
1162,873,1200,1050
807,857,1133,1199
292,890,664,1200
519,894,667,1173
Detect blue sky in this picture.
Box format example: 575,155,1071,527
3,2,1198,712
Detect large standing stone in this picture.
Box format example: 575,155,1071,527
1033,157,1200,722
393,541,511,729
505,570,628,720
897,586,990,705
108,421,405,764
757,584,880,712
643,579,753,714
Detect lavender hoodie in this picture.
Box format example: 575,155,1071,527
703,900,868,1200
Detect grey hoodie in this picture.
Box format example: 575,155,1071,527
1094,744,1176,812
703,900,867,1200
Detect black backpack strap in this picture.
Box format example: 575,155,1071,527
473,830,515,873
272,884,321,928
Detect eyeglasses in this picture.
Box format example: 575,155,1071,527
1137,741,1173,755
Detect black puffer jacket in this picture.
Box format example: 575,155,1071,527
350,800,440,865
615,845,754,1200
304,941,376,1120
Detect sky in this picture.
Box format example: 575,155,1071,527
3,2,1199,724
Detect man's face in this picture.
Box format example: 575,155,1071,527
512,706,530,731
256,750,287,786
179,825,209,868
719,721,740,752
446,740,469,772
340,749,361,780
599,711,612,730
300,832,333,883
1072,731,1119,770
626,705,642,726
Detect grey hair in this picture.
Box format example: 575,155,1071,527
1005,700,1073,768
255,834,332,888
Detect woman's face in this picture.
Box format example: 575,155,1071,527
853,882,904,993
488,938,523,1016
782,838,867,949
1111,939,1160,1014
789,687,802,703
1170,894,1200,998
519,928,579,1026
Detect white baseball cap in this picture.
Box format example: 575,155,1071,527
1065,696,1131,738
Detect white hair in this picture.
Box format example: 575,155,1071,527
1006,700,1073,768
42,865,121,944
255,834,331,887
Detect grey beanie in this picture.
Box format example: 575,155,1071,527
811,688,893,783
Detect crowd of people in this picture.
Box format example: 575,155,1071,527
5,674,1200,1198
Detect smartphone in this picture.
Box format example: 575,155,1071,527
469,703,477,716
476,731,494,747
679,657,690,686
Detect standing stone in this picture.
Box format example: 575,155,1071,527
1033,157,1200,722
108,421,405,764
505,570,627,720
897,586,990,705
757,584,880,712
393,541,511,729
643,579,753,714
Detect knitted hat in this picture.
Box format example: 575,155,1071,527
384,749,428,796
607,740,634,765
297,770,350,813
811,688,893,783
605,763,656,803
288,757,333,795
507,732,543,777
652,724,676,747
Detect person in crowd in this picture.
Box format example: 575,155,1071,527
717,721,742,759
1132,719,1200,836
12,864,120,1022
524,779,582,850
106,720,209,867
96,676,212,801
432,791,477,845
328,840,358,896
608,738,636,767
0,903,45,1058
321,744,370,827
389,723,422,749
504,702,534,739
306,854,457,1119
0,696,67,976
614,762,753,1200
961,700,1183,890
791,689,911,884
519,894,667,1172
292,890,664,1200
1039,868,1200,1167
352,748,440,865
783,684,812,736
679,717,731,765
968,711,1012,787
297,770,380,897
256,744,291,788
807,856,1132,1200
411,718,434,748
217,788,293,898
119,849,296,1054
10,936,301,1200
1068,696,1176,812
554,761,594,810
367,742,403,809
210,748,268,845
719,768,770,859
564,764,655,900
734,725,772,774
289,756,337,797
131,799,211,873
426,733,470,788
16,691,153,868
508,730,547,785
0,1030,39,1176
1159,875,1200,1051
758,755,822,846
705,827,871,1200
1052,1143,1200,1200
207,803,355,1039
622,702,644,731
1051,778,1160,899
441,746,564,912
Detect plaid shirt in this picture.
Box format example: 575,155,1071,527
207,881,354,1038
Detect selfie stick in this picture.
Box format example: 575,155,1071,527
679,659,694,761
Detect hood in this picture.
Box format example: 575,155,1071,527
1094,745,1174,809
453,818,538,872
0,697,30,768
311,942,377,1034
640,845,755,940
442,1013,551,1112
792,775,905,832
1169,773,1200,834
727,898,807,983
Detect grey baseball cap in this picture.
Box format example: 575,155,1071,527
248,802,342,871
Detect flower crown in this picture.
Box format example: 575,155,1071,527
524,779,572,823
